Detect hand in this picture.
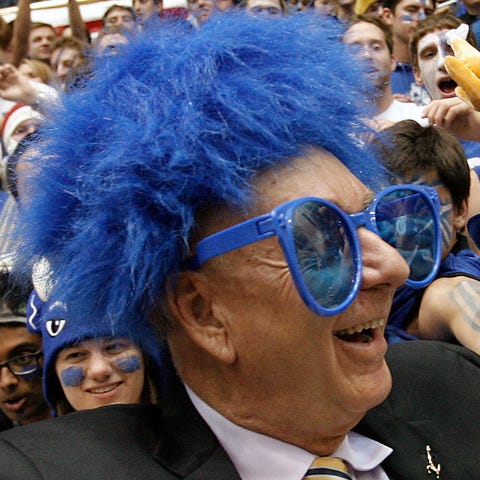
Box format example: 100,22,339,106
422,97,480,142
444,37,480,111
0,63,39,104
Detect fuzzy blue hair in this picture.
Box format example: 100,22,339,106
14,12,386,330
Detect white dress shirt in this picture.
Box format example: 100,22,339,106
185,384,392,480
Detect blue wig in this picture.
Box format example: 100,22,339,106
14,12,387,330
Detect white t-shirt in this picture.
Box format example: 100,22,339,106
376,99,428,127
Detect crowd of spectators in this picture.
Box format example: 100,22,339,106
1,0,480,446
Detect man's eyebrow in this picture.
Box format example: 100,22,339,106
8,343,41,357
361,190,375,210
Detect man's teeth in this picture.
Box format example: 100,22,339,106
334,319,385,336
89,385,118,394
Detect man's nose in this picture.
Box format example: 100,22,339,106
358,228,410,291
0,366,19,389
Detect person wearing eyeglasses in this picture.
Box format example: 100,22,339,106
0,313,49,432
1,12,480,479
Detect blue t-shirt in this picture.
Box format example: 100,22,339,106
385,249,480,343
390,62,431,106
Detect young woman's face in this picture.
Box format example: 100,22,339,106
55,337,145,411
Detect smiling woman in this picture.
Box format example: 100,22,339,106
26,289,165,416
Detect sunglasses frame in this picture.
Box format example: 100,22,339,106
190,184,442,316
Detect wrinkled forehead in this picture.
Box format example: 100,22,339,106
194,149,371,243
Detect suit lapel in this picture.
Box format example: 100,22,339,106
154,367,241,479
355,408,445,479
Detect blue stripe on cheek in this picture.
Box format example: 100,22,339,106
60,366,85,387
114,355,142,373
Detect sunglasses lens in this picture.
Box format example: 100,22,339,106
292,201,356,309
375,189,437,282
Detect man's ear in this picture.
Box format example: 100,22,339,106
166,271,237,364
413,65,424,86
381,7,394,25
390,54,396,73
454,198,469,232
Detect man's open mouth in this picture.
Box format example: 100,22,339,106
334,319,384,343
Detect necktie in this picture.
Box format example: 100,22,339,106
303,456,353,479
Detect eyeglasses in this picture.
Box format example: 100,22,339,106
0,350,43,376
190,184,442,316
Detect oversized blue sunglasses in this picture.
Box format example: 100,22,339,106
190,184,442,316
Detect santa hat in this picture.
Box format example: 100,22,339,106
1,103,43,156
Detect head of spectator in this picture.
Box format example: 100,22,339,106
187,0,217,23
354,0,384,16
1,104,43,156
103,4,136,31
18,59,53,85
375,119,470,259
0,312,50,427
381,0,435,63
61,26,92,44
4,131,41,200
245,0,288,16
133,0,163,24
11,14,444,463
28,23,57,64
26,288,164,416
50,37,89,90
410,12,478,101
94,26,129,55
344,15,394,103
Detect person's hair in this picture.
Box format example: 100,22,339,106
410,12,478,67
383,0,436,14
14,14,389,332
374,119,470,211
347,14,394,54
29,22,56,36
50,36,88,56
19,59,53,84
102,4,135,26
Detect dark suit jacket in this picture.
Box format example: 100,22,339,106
0,341,479,479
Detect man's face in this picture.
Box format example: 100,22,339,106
28,26,56,62
105,7,135,30
191,151,409,451
133,0,157,23
0,326,48,425
413,29,457,100
344,21,395,91
383,0,434,46
246,0,284,15
402,169,465,258
50,47,83,89
188,0,216,22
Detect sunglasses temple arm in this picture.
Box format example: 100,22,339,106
190,214,277,268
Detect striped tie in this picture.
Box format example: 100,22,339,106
303,456,353,479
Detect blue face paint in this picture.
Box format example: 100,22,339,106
440,202,454,251
114,355,141,373
438,32,451,59
60,366,85,387
400,14,414,23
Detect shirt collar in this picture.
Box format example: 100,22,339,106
185,384,392,480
